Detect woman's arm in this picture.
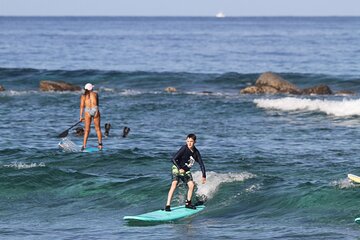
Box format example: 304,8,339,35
79,95,85,121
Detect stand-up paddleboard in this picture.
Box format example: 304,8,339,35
124,205,205,222
59,145,105,152
355,217,360,224
81,147,104,153
58,139,104,152
348,174,360,183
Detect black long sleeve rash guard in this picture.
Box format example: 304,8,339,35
171,145,206,178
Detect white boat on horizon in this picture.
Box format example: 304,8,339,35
216,11,225,18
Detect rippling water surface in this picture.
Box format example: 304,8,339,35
1,17,360,239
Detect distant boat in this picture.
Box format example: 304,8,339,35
216,12,225,18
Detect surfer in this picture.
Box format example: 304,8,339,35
165,133,206,211
79,83,103,150
74,126,84,136
104,122,111,137
122,126,130,138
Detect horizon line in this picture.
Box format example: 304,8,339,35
1,15,359,17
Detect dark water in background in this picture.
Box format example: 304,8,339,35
1,17,360,239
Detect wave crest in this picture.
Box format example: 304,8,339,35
254,97,360,117
193,171,255,200
3,162,45,169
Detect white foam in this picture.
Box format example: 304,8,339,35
3,162,45,169
0,90,82,96
99,87,115,92
331,178,356,189
58,138,80,152
0,90,37,96
254,97,360,117
185,91,225,96
120,89,143,96
192,171,255,200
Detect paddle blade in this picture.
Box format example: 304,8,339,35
58,130,69,138
58,120,82,138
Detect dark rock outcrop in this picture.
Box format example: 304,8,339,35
240,85,279,94
240,72,344,95
40,80,81,92
241,72,301,94
164,87,177,93
0,85,4,91
335,90,356,95
255,72,302,94
302,84,332,95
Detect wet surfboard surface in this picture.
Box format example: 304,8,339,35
58,139,104,152
81,147,104,152
123,205,205,222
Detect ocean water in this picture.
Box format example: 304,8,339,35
1,17,360,239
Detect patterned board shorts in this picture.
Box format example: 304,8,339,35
171,165,193,183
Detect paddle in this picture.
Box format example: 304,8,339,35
58,120,82,138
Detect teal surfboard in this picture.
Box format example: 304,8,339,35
355,217,360,224
58,145,104,152
124,205,205,222
81,147,104,153
58,139,104,152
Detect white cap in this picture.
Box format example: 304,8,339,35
84,83,94,91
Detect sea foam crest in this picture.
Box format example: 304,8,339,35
192,171,255,200
3,162,45,169
331,178,356,189
121,89,142,96
0,90,38,96
254,97,360,117
58,138,80,152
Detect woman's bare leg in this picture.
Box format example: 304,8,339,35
93,113,102,149
83,113,91,149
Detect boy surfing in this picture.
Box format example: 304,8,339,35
165,133,206,211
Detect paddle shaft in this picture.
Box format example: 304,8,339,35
58,120,82,138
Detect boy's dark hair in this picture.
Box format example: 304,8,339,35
187,133,196,142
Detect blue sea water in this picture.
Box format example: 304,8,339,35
1,17,360,239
